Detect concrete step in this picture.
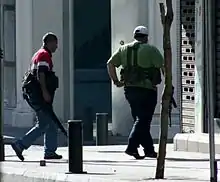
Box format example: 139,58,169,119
174,133,220,154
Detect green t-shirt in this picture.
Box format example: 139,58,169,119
107,41,164,90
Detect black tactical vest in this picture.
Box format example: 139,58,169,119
120,42,162,85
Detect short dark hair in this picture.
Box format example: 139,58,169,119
42,32,57,44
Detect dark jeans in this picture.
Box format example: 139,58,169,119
124,86,157,154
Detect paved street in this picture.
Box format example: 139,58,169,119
1,144,220,182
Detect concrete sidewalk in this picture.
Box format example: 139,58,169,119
1,144,220,182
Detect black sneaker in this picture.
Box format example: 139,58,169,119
11,143,24,161
145,152,157,158
44,153,63,160
125,149,145,160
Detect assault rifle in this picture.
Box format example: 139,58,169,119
23,92,68,137
169,86,177,127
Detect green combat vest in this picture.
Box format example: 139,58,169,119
120,43,162,86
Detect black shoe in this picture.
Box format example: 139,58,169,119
11,143,24,161
125,149,145,160
145,152,157,158
44,153,63,160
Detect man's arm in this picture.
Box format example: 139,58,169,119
151,46,165,76
38,72,48,92
38,72,51,103
107,48,124,87
36,54,51,103
107,62,120,84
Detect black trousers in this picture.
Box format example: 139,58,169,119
124,86,157,154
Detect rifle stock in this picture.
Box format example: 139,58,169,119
168,86,177,127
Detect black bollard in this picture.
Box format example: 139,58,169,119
68,120,84,173
83,107,93,141
214,160,218,182
96,113,108,146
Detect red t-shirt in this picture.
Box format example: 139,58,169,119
31,48,53,73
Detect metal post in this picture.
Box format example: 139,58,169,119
214,160,218,181
68,120,84,174
68,0,74,119
96,113,108,146
215,118,220,132
83,107,93,141
0,0,5,162
205,0,217,180
213,118,219,180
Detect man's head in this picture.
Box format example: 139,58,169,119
42,32,58,53
133,26,148,43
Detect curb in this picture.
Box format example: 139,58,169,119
1,166,130,182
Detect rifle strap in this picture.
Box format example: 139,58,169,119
127,47,132,68
133,43,140,66
126,43,141,67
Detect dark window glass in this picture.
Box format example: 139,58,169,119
73,0,111,69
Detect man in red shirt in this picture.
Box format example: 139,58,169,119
11,32,62,161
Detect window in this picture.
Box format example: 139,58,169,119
73,0,111,69
3,5,16,108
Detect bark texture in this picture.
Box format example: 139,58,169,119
155,0,173,179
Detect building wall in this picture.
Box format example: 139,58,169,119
180,0,197,133
195,0,205,133
111,0,181,138
2,0,17,125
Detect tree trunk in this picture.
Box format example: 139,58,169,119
155,0,173,179
0,48,4,161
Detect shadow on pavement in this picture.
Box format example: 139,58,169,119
5,159,68,164
98,151,124,153
83,161,214,170
84,160,137,163
4,155,19,157
142,177,208,181
165,157,220,162
85,172,114,176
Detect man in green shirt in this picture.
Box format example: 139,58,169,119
107,25,164,159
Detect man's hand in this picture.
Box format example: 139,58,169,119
42,90,51,103
114,80,124,88
0,48,3,59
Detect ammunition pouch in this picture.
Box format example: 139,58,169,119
145,67,162,85
22,70,59,100
120,43,162,85
22,71,41,103
22,70,39,93
120,67,147,85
